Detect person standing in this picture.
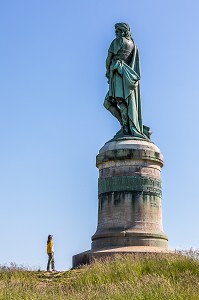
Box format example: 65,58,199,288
47,234,55,272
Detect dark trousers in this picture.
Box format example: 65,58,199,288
47,253,55,271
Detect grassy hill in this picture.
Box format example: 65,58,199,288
0,250,198,300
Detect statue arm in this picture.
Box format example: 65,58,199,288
106,52,113,79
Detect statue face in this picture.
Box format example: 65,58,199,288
115,28,122,38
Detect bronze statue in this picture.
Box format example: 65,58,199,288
104,23,151,139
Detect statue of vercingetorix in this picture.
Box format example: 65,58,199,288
104,23,151,139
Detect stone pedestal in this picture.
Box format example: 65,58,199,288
72,138,168,268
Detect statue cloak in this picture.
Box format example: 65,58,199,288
108,38,144,137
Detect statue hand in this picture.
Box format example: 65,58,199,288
106,72,110,83
109,98,115,104
105,72,110,79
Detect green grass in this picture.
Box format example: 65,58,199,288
0,250,198,299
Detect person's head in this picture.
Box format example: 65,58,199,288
48,235,53,241
115,23,132,40
115,27,123,38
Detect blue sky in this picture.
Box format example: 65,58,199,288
0,0,199,270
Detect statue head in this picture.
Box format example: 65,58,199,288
115,23,132,40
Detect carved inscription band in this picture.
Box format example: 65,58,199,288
98,176,162,196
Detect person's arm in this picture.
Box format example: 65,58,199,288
47,240,53,253
106,52,113,79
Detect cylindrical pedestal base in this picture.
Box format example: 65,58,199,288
72,137,168,268
92,138,168,250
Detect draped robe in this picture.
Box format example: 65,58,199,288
108,37,144,138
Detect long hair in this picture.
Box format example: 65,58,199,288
47,235,52,244
115,22,134,43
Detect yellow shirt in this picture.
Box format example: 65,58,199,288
47,240,54,254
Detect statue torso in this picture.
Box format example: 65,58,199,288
109,37,134,65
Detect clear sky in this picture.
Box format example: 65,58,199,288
0,0,199,270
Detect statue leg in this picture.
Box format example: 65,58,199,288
104,94,122,125
117,99,129,134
